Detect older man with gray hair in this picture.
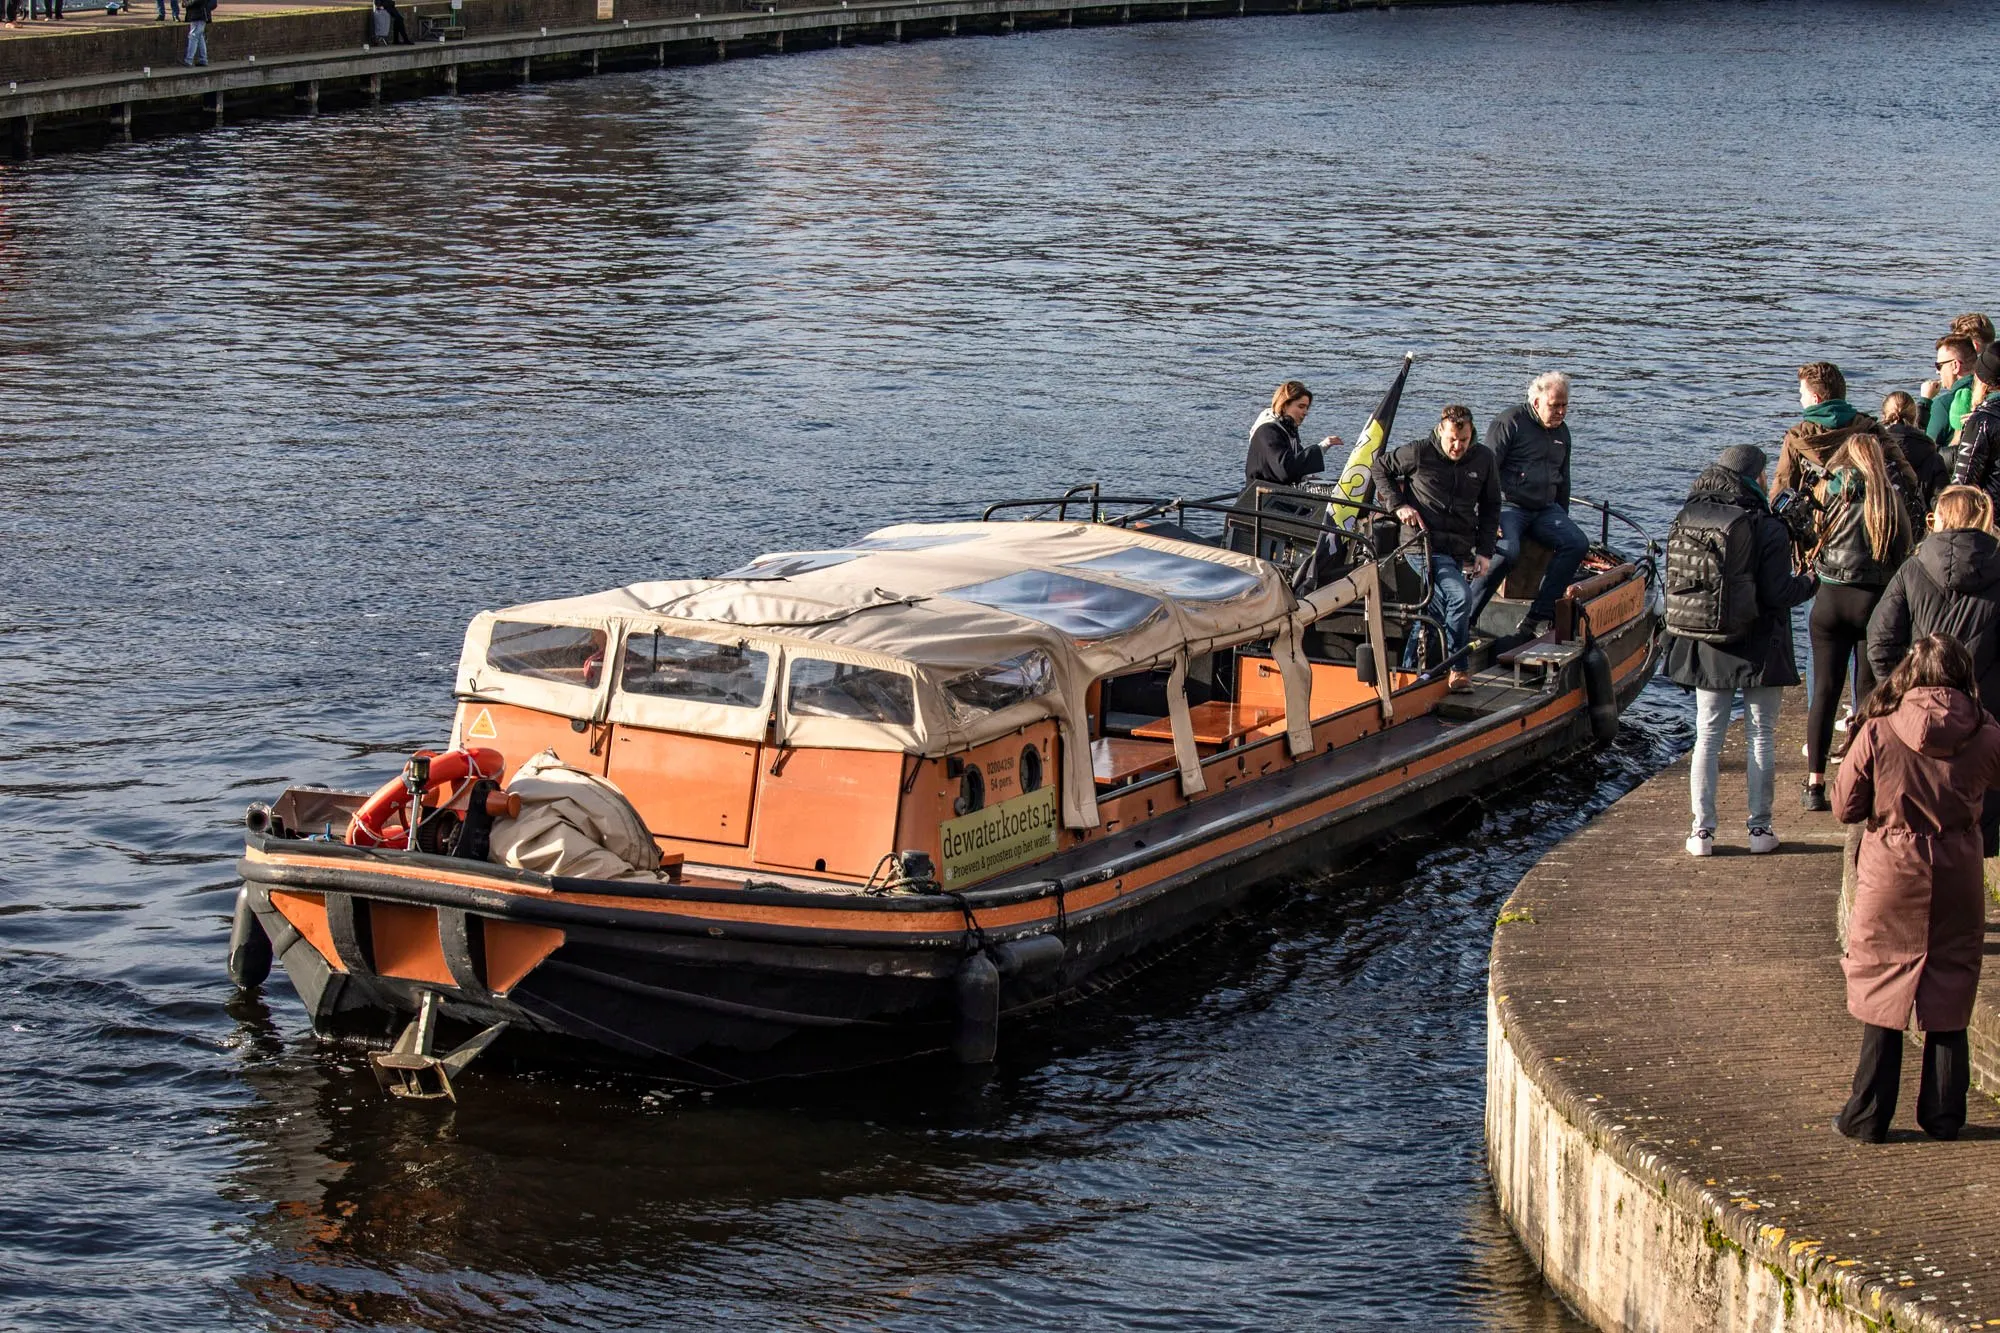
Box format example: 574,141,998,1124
1466,370,1591,637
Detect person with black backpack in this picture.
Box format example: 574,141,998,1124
1664,444,1819,857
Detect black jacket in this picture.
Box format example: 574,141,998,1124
1867,527,2000,718
1813,469,1912,589
1245,412,1325,486
1884,422,1948,512
1487,402,1571,511
1369,430,1501,561
1950,397,2000,508
1663,466,1817,690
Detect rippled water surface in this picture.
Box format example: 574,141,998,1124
6,0,2000,1326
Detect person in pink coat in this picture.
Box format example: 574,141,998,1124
1833,633,2000,1141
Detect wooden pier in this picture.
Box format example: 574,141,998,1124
0,0,1411,156
1488,690,2000,1332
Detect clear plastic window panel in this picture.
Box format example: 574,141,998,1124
943,650,1056,726
487,622,609,687
619,632,769,708
1063,548,1264,602
945,570,1164,641
787,658,916,725
715,551,860,580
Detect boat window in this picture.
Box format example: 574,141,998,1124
788,658,916,725
942,649,1056,726
619,631,769,708
944,570,1164,641
486,621,607,687
1063,548,1265,602
715,551,859,580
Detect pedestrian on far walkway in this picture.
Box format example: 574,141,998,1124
183,0,210,65
155,0,179,23
1663,444,1817,857
1832,633,2000,1143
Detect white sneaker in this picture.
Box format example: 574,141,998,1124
1686,828,1715,857
1749,826,1780,854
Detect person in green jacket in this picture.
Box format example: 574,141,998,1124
1923,334,1976,448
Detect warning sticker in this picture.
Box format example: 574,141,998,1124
466,708,498,740
939,786,1059,888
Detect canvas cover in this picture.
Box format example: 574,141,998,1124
455,522,1385,829
487,750,667,881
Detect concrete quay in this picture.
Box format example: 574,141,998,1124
0,0,1527,156
1488,688,2000,1333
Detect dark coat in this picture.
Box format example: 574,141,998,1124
1834,686,2000,1031
1662,466,1818,691
1866,527,2000,717
1245,412,1325,486
1884,421,1948,511
1487,402,1571,511
1368,430,1500,561
1950,397,2000,508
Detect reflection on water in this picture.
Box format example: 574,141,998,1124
3,0,1998,1325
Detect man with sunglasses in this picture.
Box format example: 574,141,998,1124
1923,335,1977,448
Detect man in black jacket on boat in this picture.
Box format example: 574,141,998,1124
1370,403,1500,691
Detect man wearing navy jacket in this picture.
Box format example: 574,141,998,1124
1467,371,1591,638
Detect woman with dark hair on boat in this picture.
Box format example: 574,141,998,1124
1245,380,1344,486
1833,632,2000,1142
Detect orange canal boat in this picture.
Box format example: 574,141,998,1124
231,487,1660,1089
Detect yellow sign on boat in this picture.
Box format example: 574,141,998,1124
939,785,1060,888
466,708,498,740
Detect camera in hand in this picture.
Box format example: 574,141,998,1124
1770,486,1821,552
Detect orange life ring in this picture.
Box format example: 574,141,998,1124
346,747,504,849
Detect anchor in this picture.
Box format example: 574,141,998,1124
369,990,507,1102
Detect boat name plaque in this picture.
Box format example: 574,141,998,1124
939,786,1060,888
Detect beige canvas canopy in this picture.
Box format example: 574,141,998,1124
453,521,1390,829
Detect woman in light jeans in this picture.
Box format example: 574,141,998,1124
1663,444,1820,855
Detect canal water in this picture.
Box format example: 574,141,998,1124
5,0,1999,1325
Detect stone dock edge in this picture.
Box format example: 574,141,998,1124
1486,774,2000,1333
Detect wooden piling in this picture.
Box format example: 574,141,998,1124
588,48,599,71
714,36,726,57
368,72,382,104
519,55,532,81
115,101,133,139
13,115,32,158
444,62,458,92
210,91,224,126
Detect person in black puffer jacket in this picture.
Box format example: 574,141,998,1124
1245,379,1345,486
1665,445,1819,857
1949,344,2000,511
1866,485,2000,855
1800,427,1914,810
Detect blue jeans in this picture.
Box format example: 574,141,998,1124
1401,553,1473,670
184,17,205,62
156,0,179,17
1468,504,1591,627
1691,686,1781,833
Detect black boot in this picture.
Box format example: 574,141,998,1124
1802,780,1830,812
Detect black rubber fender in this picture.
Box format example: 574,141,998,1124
1582,643,1619,745
952,951,1000,1065
227,886,274,989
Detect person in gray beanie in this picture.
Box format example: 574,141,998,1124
1663,443,1819,856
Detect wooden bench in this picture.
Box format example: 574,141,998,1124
414,4,465,39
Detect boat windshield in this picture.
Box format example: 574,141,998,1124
487,621,608,687
1063,547,1264,602
945,570,1164,641
787,658,916,725
942,649,1056,725
619,631,769,708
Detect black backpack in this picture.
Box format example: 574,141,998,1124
1665,500,1761,643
